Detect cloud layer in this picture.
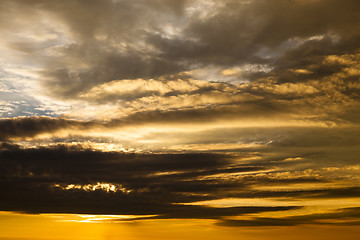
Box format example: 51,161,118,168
0,0,360,229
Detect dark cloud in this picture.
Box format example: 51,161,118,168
220,187,360,200
42,46,185,98
116,206,299,221
1,143,359,219
0,143,303,217
0,144,233,178
217,207,360,227
151,0,360,66
217,218,298,227
0,116,93,140
0,144,231,206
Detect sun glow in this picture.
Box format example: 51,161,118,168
53,182,132,194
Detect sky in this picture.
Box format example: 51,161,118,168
0,0,360,239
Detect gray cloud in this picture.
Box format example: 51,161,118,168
0,117,93,140
2,0,359,100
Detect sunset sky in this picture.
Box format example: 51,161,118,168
1,0,360,239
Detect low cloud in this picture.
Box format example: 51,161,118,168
217,207,360,227
1,143,359,222
0,116,93,140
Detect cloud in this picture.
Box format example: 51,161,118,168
1,143,359,219
1,0,360,134
116,206,300,221
0,0,191,98
0,116,94,140
0,143,298,217
2,0,359,101
217,207,360,227
1,0,360,230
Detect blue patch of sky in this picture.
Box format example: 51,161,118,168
0,90,57,118
0,69,57,118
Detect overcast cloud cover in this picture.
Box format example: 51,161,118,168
0,0,360,238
